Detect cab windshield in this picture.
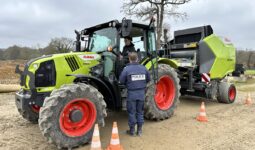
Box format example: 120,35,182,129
88,27,117,52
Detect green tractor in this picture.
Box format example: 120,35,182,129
15,18,236,149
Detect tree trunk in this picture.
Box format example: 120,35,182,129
163,28,168,44
247,51,253,69
156,1,165,49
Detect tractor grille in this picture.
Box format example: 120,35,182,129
35,60,56,87
65,56,80,72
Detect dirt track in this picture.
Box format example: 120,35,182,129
0,84,255,150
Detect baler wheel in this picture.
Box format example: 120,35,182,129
217,82,236,104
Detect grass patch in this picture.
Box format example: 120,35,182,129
235,78,255,86
235,78,255,92
245,70,255,75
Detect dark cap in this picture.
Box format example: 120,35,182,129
124,36,132,41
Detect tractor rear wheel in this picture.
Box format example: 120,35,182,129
144,64,180,120
39,83,106,149
217,82,236,104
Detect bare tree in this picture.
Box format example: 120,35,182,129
163,23,171,44
49,37,74,53
122,0,190,49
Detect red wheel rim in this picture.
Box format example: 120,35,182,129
31,105,40,113
154,75,176,110
59,98,97,137
229,86,236,101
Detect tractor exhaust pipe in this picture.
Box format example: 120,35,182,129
75,30,81,52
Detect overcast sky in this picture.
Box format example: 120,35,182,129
0,0,254,49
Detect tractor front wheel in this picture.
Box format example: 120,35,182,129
144,64,180,120
39,83,106,149
16,103,39,124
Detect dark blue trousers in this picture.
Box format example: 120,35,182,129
127,100,144,128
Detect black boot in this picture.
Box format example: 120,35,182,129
137,125,142,136
126,126,135,136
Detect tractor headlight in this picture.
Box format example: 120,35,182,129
90,64,103,77
33,63,39,70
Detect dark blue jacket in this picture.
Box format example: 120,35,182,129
119,62,150,101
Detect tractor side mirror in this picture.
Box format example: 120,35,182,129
121,18,132,37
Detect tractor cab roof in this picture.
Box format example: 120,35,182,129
81,20,151,35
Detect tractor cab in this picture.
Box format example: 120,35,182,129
75,19,157,78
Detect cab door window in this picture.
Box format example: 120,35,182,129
120,27,147,60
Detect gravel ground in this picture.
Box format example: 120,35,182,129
0,83,255,150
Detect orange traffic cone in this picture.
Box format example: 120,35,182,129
90,124,102,150
196,102,208,122
245,92,252,105
106,122,124,150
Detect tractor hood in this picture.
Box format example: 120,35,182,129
16,52,101,92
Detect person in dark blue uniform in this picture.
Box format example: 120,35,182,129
119,52,150,136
